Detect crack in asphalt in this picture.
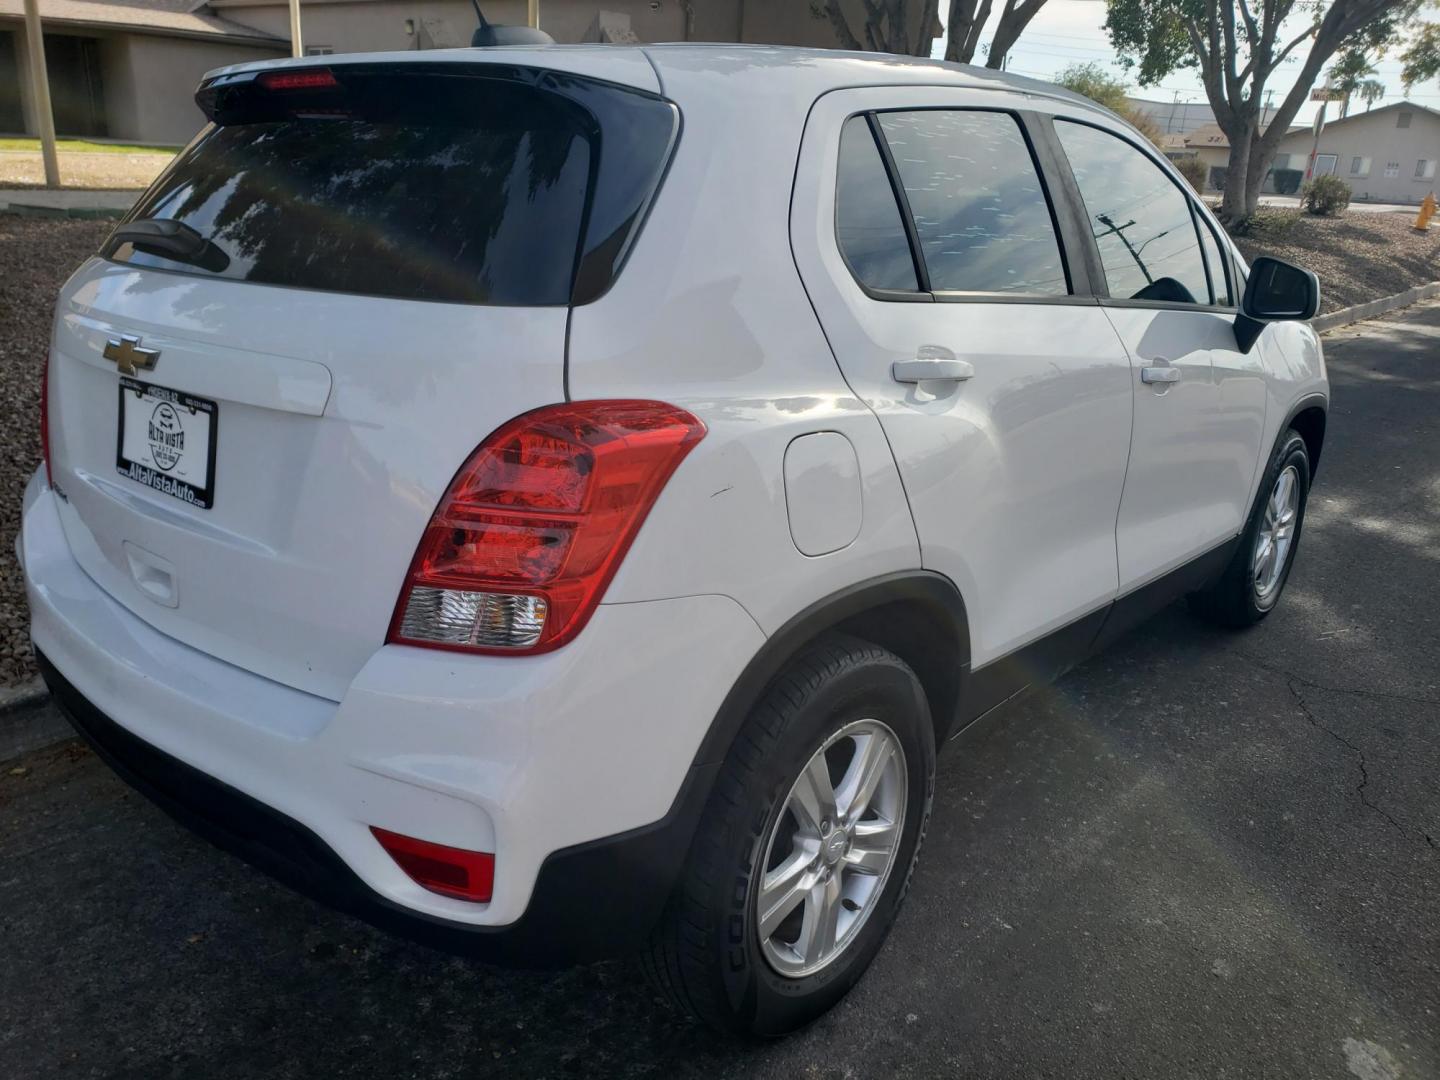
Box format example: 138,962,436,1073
1281,674,1435,851
1236,651,1440,708
1228,650,1437,849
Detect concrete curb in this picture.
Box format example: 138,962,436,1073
0,203,127,221
1312,281,1440,334
0,677,70,764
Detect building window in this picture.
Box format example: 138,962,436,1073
305,45,334,55
1384,161,1401,178
1350,156,1371,177
1416,159,1437,180
1397,111,1413,128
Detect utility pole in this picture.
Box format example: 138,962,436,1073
288,0,303,56
1168,89,1179,134
1095,215,1152,284
21,0,59,188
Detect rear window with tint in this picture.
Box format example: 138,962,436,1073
111,66,677,306
876,110,1069,295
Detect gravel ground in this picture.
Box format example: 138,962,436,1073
1232,209,1439,312
0,149,173,190
0,218,111,685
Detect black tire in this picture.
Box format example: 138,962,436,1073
1189,428,1311,627
643,634,935,1036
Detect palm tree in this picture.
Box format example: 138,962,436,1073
1358,79,1387,112
1330,51,1379,118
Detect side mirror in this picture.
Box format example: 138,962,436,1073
1234,256,1321,353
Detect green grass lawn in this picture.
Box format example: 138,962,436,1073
0,137,177,155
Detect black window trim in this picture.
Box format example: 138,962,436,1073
837,105,1097,306
1046,114,1241,315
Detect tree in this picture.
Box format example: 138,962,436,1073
1357,77,1387,107
813,0,942,55
1328,47,1377,114
1052,61,1166,143
1400,23,1440,88
963,0,1050,67
812,0,1051,69
1104,0,1426,226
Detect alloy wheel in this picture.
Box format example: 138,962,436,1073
1254,463,1300,602
755,718,908,978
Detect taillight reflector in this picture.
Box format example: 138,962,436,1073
257,68,338,91
371,827,494,903
388,401,706,655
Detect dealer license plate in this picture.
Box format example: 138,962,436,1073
116,377,218,509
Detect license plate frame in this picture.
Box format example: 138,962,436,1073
115,376,219,509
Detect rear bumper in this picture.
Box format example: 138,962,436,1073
21,472,762,964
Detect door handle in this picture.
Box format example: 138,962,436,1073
1140,360,1181,385
892,358,975,384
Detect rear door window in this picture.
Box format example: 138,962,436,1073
110,66,678,306
874,109,1069,296
835,115,921,293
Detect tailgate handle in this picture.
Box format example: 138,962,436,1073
123,541,179,609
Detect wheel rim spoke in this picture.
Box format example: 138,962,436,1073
789,755,837,835
837,732,893,825
757,850,814,938
844,819,898,875
796,873,842,966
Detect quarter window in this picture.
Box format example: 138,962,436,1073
1055,119,1210,306
875,110,1068,295
835,116,920,292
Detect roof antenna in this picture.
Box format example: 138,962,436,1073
469,0,555,46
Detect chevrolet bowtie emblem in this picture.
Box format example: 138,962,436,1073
102,335,160,377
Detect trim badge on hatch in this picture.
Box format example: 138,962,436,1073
103,335,160,377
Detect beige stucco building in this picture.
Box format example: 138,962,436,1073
2,0,904,145
1270,102,1440,205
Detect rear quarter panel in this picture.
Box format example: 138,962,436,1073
568,57,922,634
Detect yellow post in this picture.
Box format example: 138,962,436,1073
20,0,60,189
527,0,539,29
1415,192,1436,232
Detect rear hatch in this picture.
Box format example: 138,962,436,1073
45,59,677,700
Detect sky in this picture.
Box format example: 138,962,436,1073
940,0,1440,123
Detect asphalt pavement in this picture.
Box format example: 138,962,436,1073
2,304,1438,1079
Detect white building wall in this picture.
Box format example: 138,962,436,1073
1275,104,1440,204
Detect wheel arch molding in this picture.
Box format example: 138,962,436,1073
694,570,972,770
1283,393,1328,480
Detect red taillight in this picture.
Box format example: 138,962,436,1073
371,827,494,903
257,68,337,91
389,401,706,655
40,359,52,488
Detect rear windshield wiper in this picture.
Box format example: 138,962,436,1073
101,218,230,274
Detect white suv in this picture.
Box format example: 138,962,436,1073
21,46,1327,1035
